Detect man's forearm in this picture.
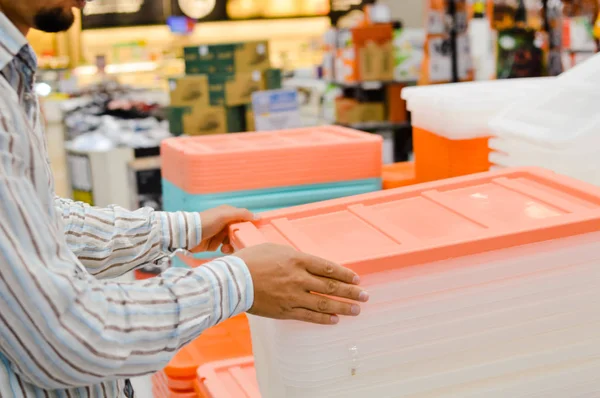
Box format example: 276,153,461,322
55,197,202,279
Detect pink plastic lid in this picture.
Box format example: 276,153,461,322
161,125,382,194
196,357,259,398
231,168,600,276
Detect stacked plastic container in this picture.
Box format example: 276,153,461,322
382,161,417,189
152,313,252,398
402,78,552,183
194,357,259,398
230,167,600,398
488,53,600,186
161,126,382,259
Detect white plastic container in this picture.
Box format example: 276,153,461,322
403,78,552,141
230,168,600,398
403,78,552,182
487,52,600,186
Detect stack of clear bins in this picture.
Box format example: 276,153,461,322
161,126,382,260
230,167,600,398
402,78,552,183
488,53,600,186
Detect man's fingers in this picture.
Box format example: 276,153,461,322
218,207,256,225
298,293,361,317
287,309,339,325
305,275,369,303
207,229,228,252
300,253,359,285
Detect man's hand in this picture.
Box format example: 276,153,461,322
235,243,369,325
191,205,256,254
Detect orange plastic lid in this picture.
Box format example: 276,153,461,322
152,371,198,398
196,357,259,398
230,168,600,276
161,125,382,194
382,161,418,189
164,314,252,380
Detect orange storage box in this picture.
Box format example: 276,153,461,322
162,313,252,391
152,371,198,398
382,161,418,189
195,357,259,398
160,126,382,195
402,79,552,183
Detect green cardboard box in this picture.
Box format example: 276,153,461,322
184,41,270,74
208,72,266,107
166,106,191,136
226,106,247,133
168,75,209,107
263,68,283,90
183,106,228,136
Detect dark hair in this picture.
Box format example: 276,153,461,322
34,7,75,33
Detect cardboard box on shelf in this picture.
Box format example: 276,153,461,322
335,98,385,125
166,106,191,136
358,41,395,81
352,24,395,81
226,105,247,133
183,106,228,136
263,68,283,90
168,75,209,107
209,72,266,106
245,106,255,131
184,41,270,74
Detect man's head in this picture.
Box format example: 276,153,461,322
0,0,86,34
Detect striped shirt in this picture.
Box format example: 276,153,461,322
0,12,253,398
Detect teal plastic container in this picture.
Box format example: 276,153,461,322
162,178,382,213
164,178,382,265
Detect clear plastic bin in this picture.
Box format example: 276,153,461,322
230,167,600,398
488,54,600,187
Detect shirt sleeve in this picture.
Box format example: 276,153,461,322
55,197,203,279
0,159,254,389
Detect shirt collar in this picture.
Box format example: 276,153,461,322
0,12,35,71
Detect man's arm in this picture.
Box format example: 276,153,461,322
55,197,201,279
0,159,253,389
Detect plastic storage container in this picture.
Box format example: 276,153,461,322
230,167,600,398
382,161,417,189
161,125,382,195
195,357,259,398
402,78,551,183
162,314,252,392
152,371,198,398
163,178,382,213
161,125,383,260
488,53,600,186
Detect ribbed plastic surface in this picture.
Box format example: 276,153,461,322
403,78,551,140
160,125,382,194
488,53,600,187
403,78,551,182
